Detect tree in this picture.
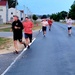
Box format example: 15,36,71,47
60,11,68,19
32,14,38,21
50,11,68,21
8,0,18,8
69,1,75,19
50,14,57,21
41,15,47,19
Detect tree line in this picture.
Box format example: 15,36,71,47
32,1,75,21
49,1,75,21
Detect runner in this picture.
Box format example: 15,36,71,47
23,17,33,49
66,18,73,36
48,18,53,31
11,15,26,54
41,18,48,37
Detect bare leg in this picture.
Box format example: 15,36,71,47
14,40,19,54
68,29,72,36
43,31,46,37
49,26,51,31
25,38,30,47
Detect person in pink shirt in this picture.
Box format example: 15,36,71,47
23,17,33,48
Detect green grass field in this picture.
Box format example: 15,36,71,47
0,24,11,27
0,28,10,32
0,37,11,49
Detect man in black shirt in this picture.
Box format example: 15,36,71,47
11,15,26,54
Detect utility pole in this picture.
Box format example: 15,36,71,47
15,0,17,15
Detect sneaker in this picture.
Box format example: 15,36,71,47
69,34,71,36
24,43,26,47
28,45,30,49
49,29,51,31
14,50,19,54
44,34,45,37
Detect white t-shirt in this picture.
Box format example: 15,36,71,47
41,21,48,27
66,19,73,27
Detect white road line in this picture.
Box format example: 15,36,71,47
1,38,36,75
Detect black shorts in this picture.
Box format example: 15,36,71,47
24,33,32,43
68,27,72,30
42,26,47,31
13,33,22,42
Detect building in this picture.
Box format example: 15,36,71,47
20,10,25,21
8,8,25,22
0,0,8,23
0,15,3,24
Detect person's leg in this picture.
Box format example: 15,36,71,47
44,27,47,37
26,34,32,49
18,33,26,48
13,34,19,54
68,27,72,36
42,26,44,35
29,34,32,43
24,33,30,47
49,25,51,31
69,28,72,35
14,40,19,54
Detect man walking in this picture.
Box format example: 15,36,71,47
11,15,26,54
23,17,33,48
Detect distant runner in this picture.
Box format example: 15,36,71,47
11,15,26,54
23,17,33,48
66,18,73,36
48,19,53,31
41,18,48,37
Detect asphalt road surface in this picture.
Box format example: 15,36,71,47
2,22,75,75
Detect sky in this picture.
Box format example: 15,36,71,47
17,0,74,15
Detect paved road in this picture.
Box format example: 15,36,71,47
2,22,75,75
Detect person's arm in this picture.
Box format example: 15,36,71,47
10,22,14,31
31,22,34,28
16,21,23,30
20,22,23,30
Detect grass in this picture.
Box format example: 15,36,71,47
0,28,10,32
60,22,75,26
0,24,11,27
0,37,12,49
33,21,42,30
33,25,42,30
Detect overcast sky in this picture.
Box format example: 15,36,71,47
17,0,74,15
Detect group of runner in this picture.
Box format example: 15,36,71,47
11,16,33,54
41,18,53,37
11,16,53,54
11,15,73,54
41,17,73,37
